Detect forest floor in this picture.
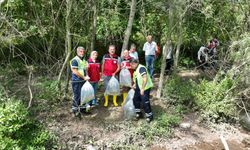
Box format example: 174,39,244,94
12,69,250,150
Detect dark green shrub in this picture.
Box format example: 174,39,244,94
194,77,237,122
0,96,57,149
36,78,60,101
163,74,237,122
179,57,196,69
163,76,197,106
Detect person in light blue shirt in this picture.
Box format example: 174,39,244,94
129,44,138,60
143,35,157,78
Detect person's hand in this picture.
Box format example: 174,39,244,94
112,73,116,76
199,60,202,63
131,84,136,89
140,89,144,96
84,76,90,80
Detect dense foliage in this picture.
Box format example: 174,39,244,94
0,92,56,149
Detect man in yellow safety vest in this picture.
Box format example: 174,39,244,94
130,58,153,123
70,46,90,117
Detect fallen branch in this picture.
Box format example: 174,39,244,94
220,135,229,150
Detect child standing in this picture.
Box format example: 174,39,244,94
87,51,101,106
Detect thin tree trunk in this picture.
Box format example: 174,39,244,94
156,41,171,98
156,1,173,98
121,0,137,55
63,65,71,100
174,35,182,69
57,0,72,90
90,0,97,52
27,66,34,109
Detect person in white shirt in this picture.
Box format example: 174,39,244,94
129,44,139,60
143,35,157,77
163,44,173,73
197,46,209,70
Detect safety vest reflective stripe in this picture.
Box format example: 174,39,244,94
133,64,153,90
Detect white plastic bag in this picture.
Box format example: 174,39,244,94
104,76,120,96
81,81,95,105
123,89,136,120
119,68,132,87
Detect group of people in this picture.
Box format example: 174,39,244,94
70,35,158,123
197,38,219,69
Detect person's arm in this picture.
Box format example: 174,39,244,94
143,43,146,51
112,57,121,76
135,52,138,59
140,74,147,95
198,50,201,61
113,64,120,76
85,62,89,76
138,67,147,95
126,65,132,69
71,68,87,80
154,42,158,53
205,53,208,62
101,56,105,76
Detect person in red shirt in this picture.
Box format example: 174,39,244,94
102,45,121,107
87,51,101,106
121,50,133,105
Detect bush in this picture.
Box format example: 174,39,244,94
194,76,236,122
36,78,60,101
163,74,237,122
163,76,196,106
135,113,181,142
179,56,196,68
0,96,57,149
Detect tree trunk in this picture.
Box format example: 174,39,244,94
90,0,97,52
63,65,71,100
121,0,136,55
57,0,72,90
156,1,173,98
174,35,182,69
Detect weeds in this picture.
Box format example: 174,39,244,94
36,77,60,101
135,108,181,143
0,95,57,149
164,74,237,122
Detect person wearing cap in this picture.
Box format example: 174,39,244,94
70,46,90,117
87,51,101,106
130,58,154,123
102,45,121,107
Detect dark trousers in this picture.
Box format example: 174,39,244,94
166,59,173,71
72,81,85,113
133,88,153,118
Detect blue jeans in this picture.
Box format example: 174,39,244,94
72,81,85,113
145,55,155,77
90,82,98,105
